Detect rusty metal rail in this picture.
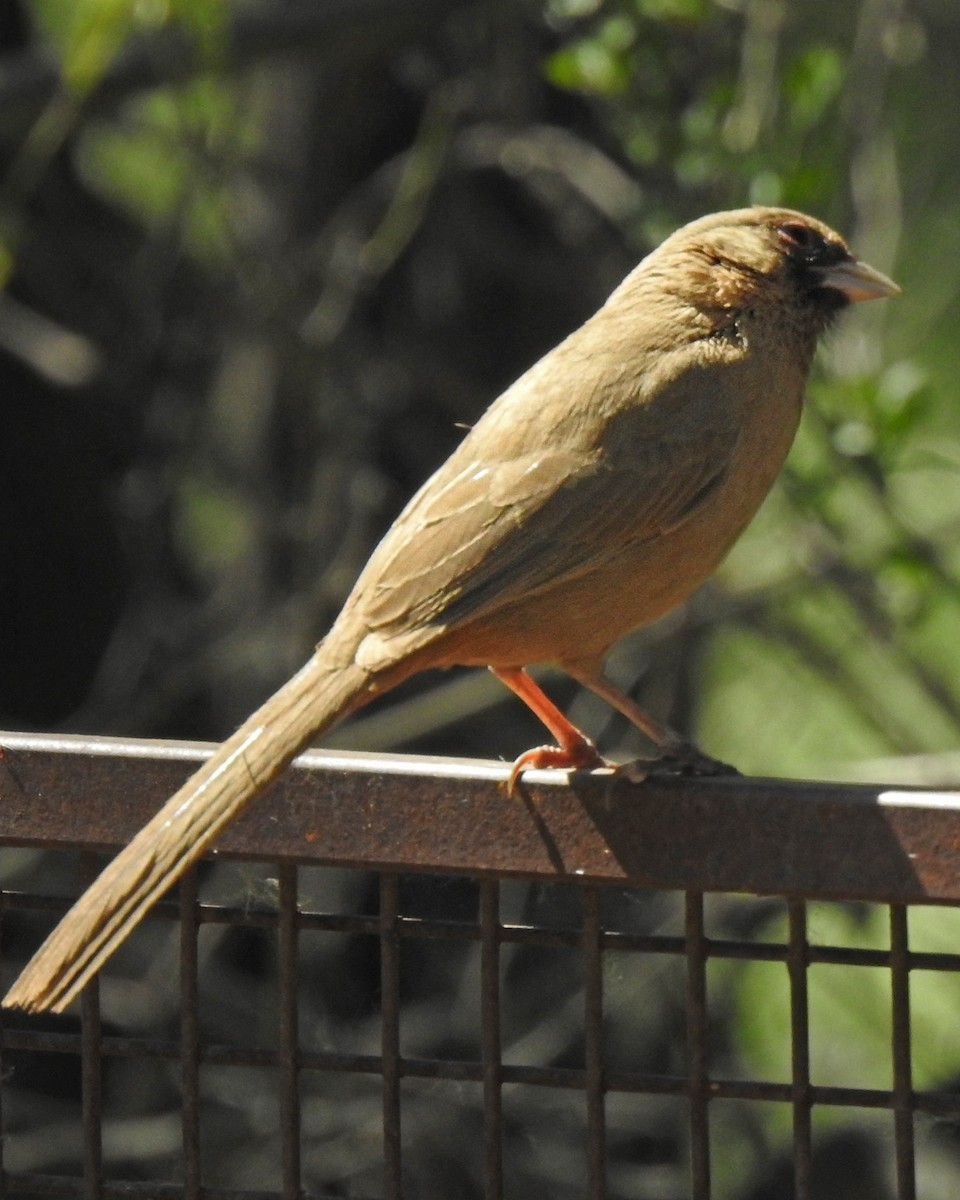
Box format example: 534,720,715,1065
1,730,960,1199
1,730,960,899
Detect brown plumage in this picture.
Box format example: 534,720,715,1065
4,207,898,1012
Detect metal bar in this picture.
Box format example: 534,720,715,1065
583,887,605,1200
9,884,960,972
79,855,103,1200
277,865,301,1200
179,870,202,1200
0,1019,920,1098
787,899,811,1200
10,1006,960,1111
6,732,960,1200
479,881,502,1199
685,891,710,1200
0,1172,381,1200
890,905,916,1200
380,874,402,1200
6,945,960,1114
9,880,960,973
3,731,960,903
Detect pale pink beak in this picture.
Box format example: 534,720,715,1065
816,257,901,303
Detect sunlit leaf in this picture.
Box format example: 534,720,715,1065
784,44,844,132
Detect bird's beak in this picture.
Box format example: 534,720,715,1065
816,257,901,303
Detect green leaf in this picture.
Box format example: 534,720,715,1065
784,44,844,133
544,40,631,96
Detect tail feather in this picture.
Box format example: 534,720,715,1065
4,653,371,1013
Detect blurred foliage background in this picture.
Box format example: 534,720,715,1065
2,0,960,1197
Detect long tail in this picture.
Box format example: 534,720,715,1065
4,652,374,1014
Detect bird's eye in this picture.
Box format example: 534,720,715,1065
777,222,823,254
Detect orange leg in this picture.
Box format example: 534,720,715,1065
563,667,685,753
565,666,738,777
491,667,608,792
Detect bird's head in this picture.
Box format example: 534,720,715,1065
653,207,900,325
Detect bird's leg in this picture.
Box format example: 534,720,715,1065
490,667,608,793
563,666,739,777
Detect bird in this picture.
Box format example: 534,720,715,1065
3,206,899,1013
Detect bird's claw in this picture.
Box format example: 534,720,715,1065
618,743,741,783
505,739,609,797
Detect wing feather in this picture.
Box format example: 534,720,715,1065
352,373,738,641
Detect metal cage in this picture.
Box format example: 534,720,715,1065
2,731,960,1199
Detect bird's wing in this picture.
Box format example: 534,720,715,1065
352,376,739,640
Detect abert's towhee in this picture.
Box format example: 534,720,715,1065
4,206,899,1012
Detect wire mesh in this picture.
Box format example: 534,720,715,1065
2,731,960,1199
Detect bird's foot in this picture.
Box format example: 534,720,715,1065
506,737,609,796
619,743,740,783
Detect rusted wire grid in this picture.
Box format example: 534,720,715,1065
3,731,960,1199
